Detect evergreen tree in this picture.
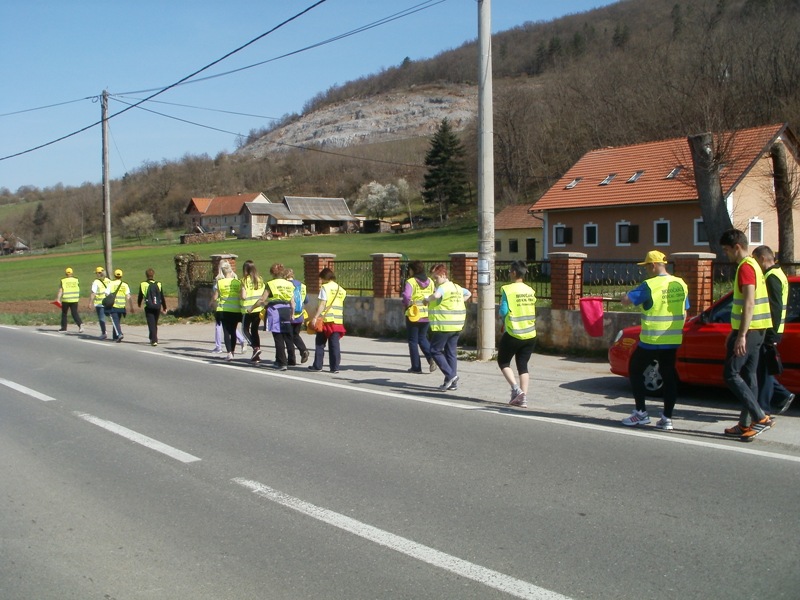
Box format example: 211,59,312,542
422,118,468,222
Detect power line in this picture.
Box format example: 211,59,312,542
114,97,282,121
0,0,329,163
0,97,92,118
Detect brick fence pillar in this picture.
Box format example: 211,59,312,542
549,252,586,310
671,252,716,317
371,253,403,298
449,252,478,302
302,253,336,294
210,254,238,278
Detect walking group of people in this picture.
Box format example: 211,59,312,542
210,259,345,373
620,228,794,442
56,266,167,345
402,260,538,404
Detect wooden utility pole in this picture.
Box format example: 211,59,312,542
476,0,496,360
101,90,113,274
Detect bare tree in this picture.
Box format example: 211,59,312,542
770,142,797,268
688,132,733,259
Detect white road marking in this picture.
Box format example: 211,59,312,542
73,412,201,463
233,478,573,600
0,325,19,330
156,351,800,464
0,378,57,401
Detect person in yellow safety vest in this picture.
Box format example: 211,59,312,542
752,245,795,417
285,268,310,365
618,251,688,430
239,260,266,363
309,267,347,373
107,268,134,343
424,263,471,392
719,229,774,442
137,268,167,346
88,266,111,339
212,260,243,361
498,261,538,409
251,263,298,370
402,260,436,374
56,266,84,333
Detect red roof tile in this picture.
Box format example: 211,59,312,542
495,204,543,230
204,193,263,216
532,124,786,211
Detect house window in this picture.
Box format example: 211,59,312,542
495,240,501,252
666,166,683,179
749,219,763,245
616,221,639,246
584,223,598,247
565,177,582,189
509,239,519,253
694,218,708,245
600,173,617,185
654,220,670,246
627,170,645,183
553,224,572,247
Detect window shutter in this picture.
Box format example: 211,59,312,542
564,227,573,244
629,225,639,243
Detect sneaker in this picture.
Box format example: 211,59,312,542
308,366,322,372
301,349,310,364
428,358,438,373
78,325,84,333
449,383,458,391
331,369,340,374
740,417,773,442
510,387,522,402
211,347,223,354
407,368,423,374
510,392,528,408
775,393,795,415
100,334,107,341
655,415,674,431
724,423,751,436
116,334,124,343
621,410,650,426
151,342,158,347
226,352,233,361
439,375,459,391
252,348,262,362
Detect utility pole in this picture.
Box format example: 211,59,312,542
101,90,113,274
476,0,495,360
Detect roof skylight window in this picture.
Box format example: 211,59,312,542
599,173,617,186
565,177,582,189
666,166,683,179
627,170,644,183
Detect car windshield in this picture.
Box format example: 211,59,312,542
706,294,732,324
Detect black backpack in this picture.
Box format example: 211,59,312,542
144,281,162,309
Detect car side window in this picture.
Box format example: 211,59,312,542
708,295,733,324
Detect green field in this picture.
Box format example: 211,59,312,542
0,224,478,302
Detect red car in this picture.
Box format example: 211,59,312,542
609,276,800,395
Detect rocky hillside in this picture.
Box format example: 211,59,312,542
240,84,477,158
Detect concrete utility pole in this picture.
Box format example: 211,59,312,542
476,0,495,360
101,90,113,274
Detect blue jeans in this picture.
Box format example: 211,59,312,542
94,305,107,336
313,331,341,372
406,320,432,371
430,331,460,381
724,329,766,427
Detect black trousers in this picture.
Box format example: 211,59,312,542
144,307,160,343
60,302,82,330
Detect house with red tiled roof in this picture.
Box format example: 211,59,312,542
183,193,270,237
532,123,800,260
494,204,544,261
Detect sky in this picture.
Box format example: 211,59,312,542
0,0,617,192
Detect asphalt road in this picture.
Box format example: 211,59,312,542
1,324,798,600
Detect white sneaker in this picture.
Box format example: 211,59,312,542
78,325,84,333
226,352,233,361
509,391,528,408
621,410,650,426
655,415,674,431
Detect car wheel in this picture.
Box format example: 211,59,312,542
642,360,664,396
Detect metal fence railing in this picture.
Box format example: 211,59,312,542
333,260,373,295
495,261,551,301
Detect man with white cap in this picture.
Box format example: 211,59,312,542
618,251,689,430
55,267,84,333
88,266,111,339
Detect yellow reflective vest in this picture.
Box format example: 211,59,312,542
765,266,789,335
320,281,346,324
217,277,242,313
732,257,771,331
406,277,434,320
501,281,537,340
267,278,295,303
241,276,266,313
429,281,466,332
639,275,688,346
108,280,129,310
61,276,80,303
